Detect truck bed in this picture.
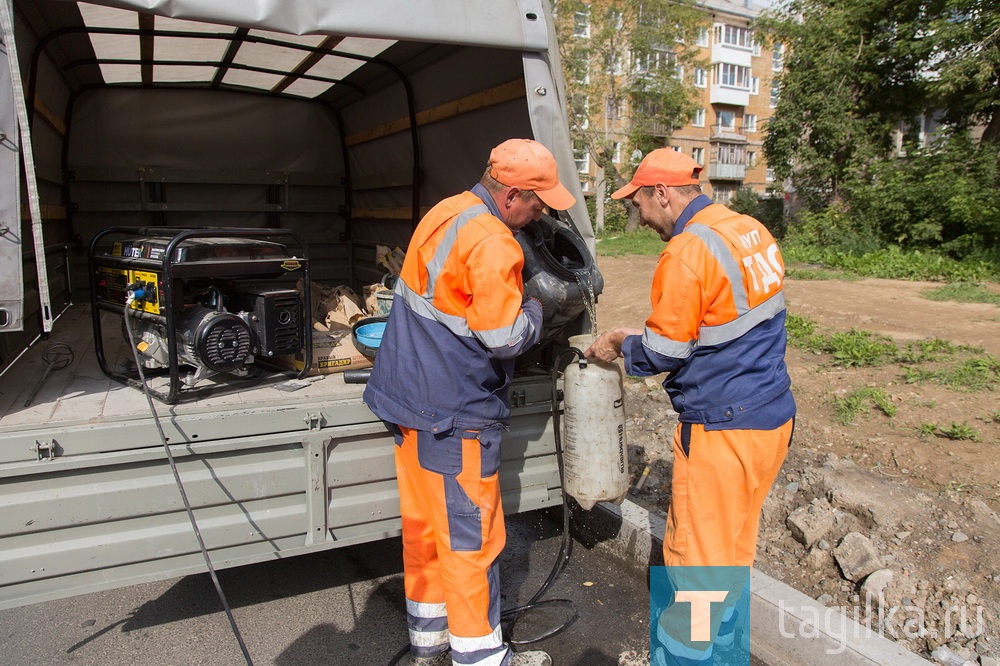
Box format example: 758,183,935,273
0,304,562,609
0,304,365,437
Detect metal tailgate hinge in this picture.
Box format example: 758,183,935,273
304,412,324,431
32,439,59,461
511,388,527,408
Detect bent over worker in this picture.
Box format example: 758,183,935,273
364,139,576,666
585,149,795,665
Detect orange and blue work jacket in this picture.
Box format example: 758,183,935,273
364,184,543,434
623,195,796,430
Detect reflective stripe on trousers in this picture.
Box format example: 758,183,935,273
396,426,508,665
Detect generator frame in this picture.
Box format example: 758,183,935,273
88,227,312,403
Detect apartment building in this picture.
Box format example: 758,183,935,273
566,0,782,204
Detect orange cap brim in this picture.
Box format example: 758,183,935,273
535,181,577,211
610,182,640,200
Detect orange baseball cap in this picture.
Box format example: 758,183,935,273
489,138,577,211
610,148,703,199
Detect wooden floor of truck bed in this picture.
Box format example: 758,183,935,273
0,303,367,431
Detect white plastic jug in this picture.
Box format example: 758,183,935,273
561,335,629,510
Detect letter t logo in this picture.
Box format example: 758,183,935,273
674,590,729,641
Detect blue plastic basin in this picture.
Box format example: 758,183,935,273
355,321,385,349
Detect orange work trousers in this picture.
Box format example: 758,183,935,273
395,425,508,663
663,419,794,567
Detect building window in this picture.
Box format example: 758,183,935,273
772,43,784,71
714,24,753,49
636,47,676,75
770,80,780,108
571,94,589,129
613,142,622,164
573,50,590,85
766,168,775,182
574,140,590,174
751,77,759,95
697,27,709,47
693,108,706,127
607,52,625,76
715,63,751,89
670,146,682,153
744,114,757,132
752,40,761,57
713,186,735,203
747,151,757,167
717,110,736,129
716,143,745,165
694,67,707,88
605,95,620,119
574,11,590,38
691,147,704,165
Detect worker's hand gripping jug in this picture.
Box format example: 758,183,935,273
561,335,629,510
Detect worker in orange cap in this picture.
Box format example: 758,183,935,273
585,148,795,665
364,139,576,666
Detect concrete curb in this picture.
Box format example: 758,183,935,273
568,498,932,666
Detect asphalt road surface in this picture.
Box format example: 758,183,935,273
0,508,652,665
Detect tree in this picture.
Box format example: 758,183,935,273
755,0,941,209
927,0,1000,144
553,0,706,231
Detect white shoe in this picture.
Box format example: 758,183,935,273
509,649,552,666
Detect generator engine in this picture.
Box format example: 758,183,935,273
126,285,301,386
90,228,311,403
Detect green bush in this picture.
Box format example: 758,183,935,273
843,131,1000,257
586,193,631,235
781,244,1000,282
730,188,787,238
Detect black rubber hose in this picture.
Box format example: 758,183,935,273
498,347,585,643
123,304,254,666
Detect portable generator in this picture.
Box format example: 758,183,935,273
89,227,312,403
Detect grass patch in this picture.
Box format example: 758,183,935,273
595,229,663,256
894,338,981,364
787,314,998,392
903,356,1000,391
782,244,1000,282
785,265,860,281
785,317,899,365
785,313,816,342
918,421,939,437
940,421,980,442
833,387,897,424
922,282,1000,306
806,329,898,368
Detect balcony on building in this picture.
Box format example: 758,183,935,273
710,84,750,107
631,118,673,138
711,43,752,69
708,162,746,180
709,123,747,143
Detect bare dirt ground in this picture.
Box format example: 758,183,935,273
594,254,1000,664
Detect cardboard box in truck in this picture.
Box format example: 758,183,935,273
0,0,600,611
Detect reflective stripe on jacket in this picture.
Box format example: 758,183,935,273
364,189,543,434
624,199,795,430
